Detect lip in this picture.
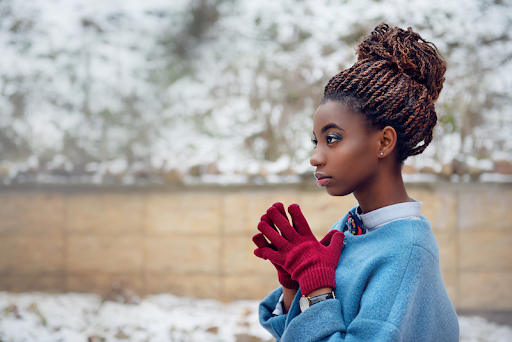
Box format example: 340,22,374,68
314,172,332,187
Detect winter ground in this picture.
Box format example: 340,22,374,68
0,292,511,342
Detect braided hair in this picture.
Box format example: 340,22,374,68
323,23,446,162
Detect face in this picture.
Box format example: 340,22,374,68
310,100,382,197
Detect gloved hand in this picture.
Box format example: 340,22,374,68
253,203,299,290
254,203,345,296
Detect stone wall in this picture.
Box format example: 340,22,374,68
0,183,511,314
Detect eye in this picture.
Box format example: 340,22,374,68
311,138,318,147
326,133,343,145
326,134,342,144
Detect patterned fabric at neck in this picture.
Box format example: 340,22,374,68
344,211,367,236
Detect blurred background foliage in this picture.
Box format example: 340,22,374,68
0,0,511,182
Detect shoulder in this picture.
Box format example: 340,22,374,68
376,215,439,257
392,215,439,261
366,217,442,287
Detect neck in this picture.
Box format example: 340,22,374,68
353,166,410,214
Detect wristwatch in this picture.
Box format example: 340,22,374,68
299,292,336,312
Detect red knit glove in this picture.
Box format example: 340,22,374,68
253,203,299,289
254,203,345,296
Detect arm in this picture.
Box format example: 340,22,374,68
258,287,290,341
254,203,333,314
255,203,345,341
282,287,297,313
254,202,344,339
259,288,399,342
277,241,458,341
281,286,333,314
281,301,400,342
256,207,456,341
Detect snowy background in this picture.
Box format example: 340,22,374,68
1,1,512,341
1,292,512,342
0,0,511,184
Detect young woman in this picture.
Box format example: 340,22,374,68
252,23,459,341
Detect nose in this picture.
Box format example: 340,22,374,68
310,147,325,167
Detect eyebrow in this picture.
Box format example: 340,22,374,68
321,123,345,134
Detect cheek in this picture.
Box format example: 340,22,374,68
346,141,377,168
344,139,371,159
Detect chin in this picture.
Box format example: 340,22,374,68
325,187,352,197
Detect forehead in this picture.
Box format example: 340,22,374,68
313,101,367,133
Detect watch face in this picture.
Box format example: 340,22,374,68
299,296,310,312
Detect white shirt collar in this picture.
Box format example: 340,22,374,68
357,200,422,230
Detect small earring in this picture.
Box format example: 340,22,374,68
380,152,384,156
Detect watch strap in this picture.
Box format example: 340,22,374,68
309,292,335,305
300,291,336,312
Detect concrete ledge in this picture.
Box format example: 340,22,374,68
0,182,510,309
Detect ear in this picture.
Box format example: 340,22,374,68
378,126,397,158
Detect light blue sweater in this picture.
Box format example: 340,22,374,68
259,209,459,341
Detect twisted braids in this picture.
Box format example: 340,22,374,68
323,23,446,162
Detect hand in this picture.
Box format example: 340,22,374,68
253,203,299,290
254,203,345,295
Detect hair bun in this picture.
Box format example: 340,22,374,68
356,23,446,101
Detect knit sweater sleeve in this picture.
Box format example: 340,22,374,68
260,288,401,342
259,287,288,341
277,291,401,342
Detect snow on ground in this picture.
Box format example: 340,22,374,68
0,292,511,342
0,292,272,342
